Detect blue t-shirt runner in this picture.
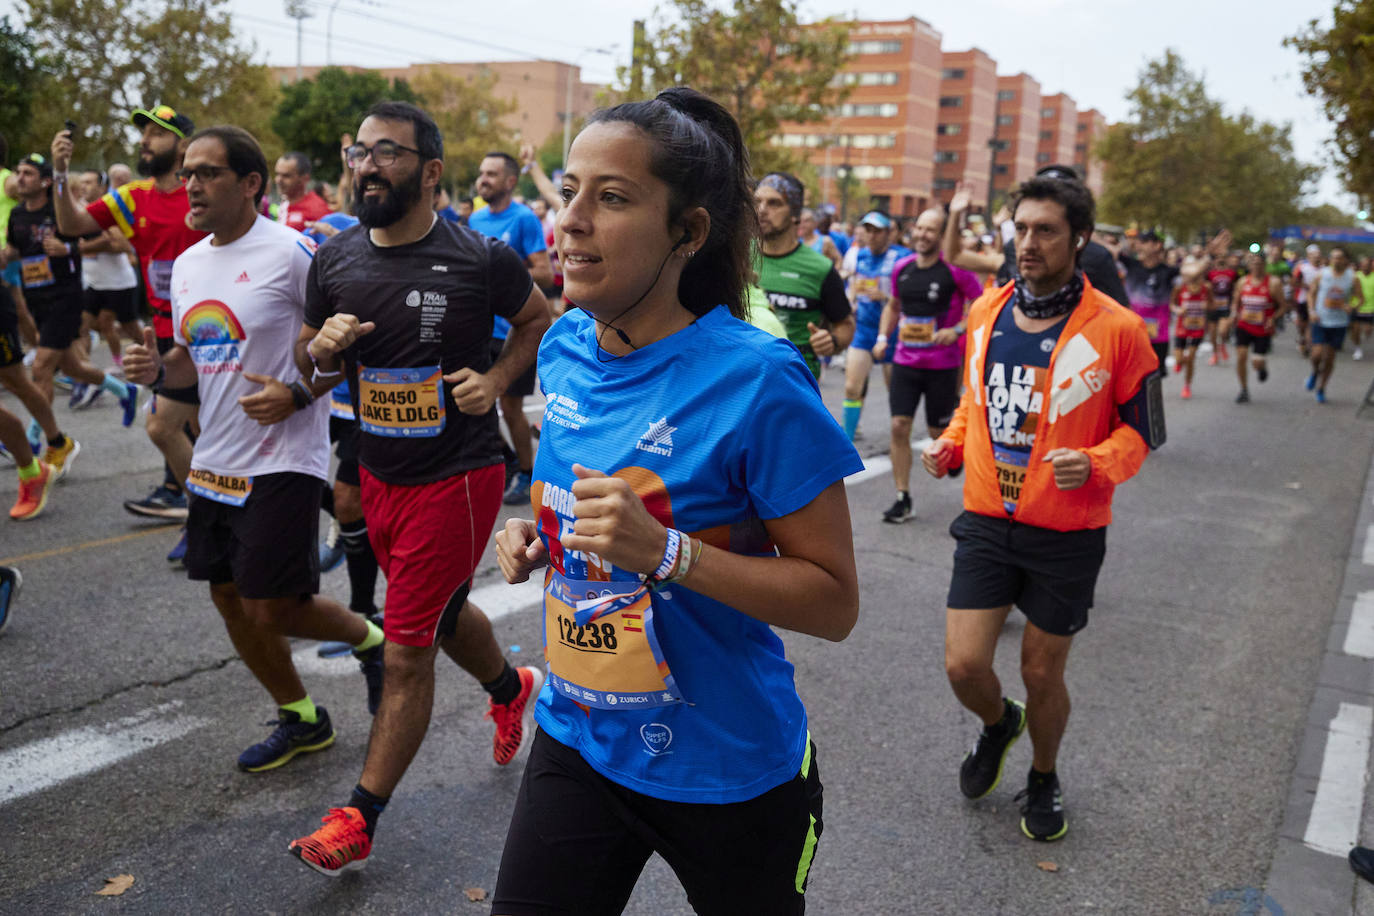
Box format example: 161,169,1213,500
468,201,546,340
531,305,862,803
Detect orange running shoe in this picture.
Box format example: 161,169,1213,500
42,436,80,482
10,462,55,520
1180,384,1192,400
289,807,371,877
486,666,544,765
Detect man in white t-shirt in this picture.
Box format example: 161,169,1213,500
124,125,385,773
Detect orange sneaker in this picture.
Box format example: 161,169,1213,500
10,462,55,520
485,665,544,765
289,807,371,877
1180,385,1192,400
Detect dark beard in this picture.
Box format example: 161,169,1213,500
355,167,423,229
137,147,177,178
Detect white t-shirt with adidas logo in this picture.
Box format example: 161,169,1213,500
171,216,329,482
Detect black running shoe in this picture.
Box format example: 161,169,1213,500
959,698,1026,799
881,493,913,524
237,707,335,772
1235,390,1250,403
1015,768,1068,841
1258,365,1269,383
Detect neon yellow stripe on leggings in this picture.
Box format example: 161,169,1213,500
795,732,817,893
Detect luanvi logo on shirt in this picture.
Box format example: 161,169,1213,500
635,417,676,457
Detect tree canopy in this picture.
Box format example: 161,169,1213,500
618,0,852,176
271,68,420,184
19,0,279,169
1286,1,1374,202
1096,50,1315,243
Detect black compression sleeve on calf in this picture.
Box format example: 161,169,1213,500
339,519,378,616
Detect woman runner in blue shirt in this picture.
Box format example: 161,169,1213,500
490,88,863,915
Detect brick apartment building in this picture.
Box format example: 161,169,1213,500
1037,92,1078,172
272,60,602,150
776,17,943,219
932,48,997,209
992,73,1042,204
1075,108,1108,198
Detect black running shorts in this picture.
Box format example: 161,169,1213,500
84,287,140,323
888,363,960,430
493,729,823,916
946,510,1107,637
155,334,201,405
328,416,360,487
489,336,537,399
29,287,84,351
1232,328,1272,355
186,471,323,600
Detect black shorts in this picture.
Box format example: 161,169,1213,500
1150,340,1168,367
1233,328,1272,355
155,335,201,405
1355,314,1374,325
1173,335,1202,350
84,287,139,323
29,287,84,350
1294,302,1310,321
0,287,19,368
946,510,1107,637
1206,309,1230,322
185,471,323,599
493,729,823,916
489,336,537,399
328,416,360,487
889,364,960,430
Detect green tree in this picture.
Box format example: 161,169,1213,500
0,16,57,157
21,0,280,169
410,67,517,194
271,67,420,184
1286,1,1374,201
1097,50,1314,241
619,0,852,175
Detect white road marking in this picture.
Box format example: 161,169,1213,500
1345,592,1374,659
1303,702,1373,857
1363,525,1374,565
0,702,208,806
298,452,901,675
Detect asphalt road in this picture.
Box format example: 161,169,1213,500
1,331,1372,915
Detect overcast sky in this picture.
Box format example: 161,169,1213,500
10,0,1345,204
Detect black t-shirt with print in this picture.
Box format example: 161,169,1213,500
304,218,533,485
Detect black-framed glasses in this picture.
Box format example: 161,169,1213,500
175,165,233,184
345,141,422,169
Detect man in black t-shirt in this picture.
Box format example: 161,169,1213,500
288,102,551,877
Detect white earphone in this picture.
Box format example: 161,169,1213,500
1076,236,1086,250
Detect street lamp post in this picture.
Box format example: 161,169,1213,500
838,162,854,223
284,0,313,82
986,132,1000,218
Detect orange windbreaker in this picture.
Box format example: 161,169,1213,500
941,277,1159,532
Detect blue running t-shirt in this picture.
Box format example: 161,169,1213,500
530,305,862,804
852,244,911,327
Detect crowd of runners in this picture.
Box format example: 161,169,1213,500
0,86,1366,912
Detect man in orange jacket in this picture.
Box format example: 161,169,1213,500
923,174,1162,843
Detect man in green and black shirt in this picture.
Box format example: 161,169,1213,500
753,172,853,379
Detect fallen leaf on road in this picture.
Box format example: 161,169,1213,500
95,874,135,896
1284,481,1302,489
1036,861,1059,873
464,887,487,902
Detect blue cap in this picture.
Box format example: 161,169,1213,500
859,211,891,229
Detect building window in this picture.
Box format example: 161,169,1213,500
997,89,1015,101
990,139,1010,151
1036,152,1052,163
1040,130,1053,141
832,71,899,88
941,67,966,80
996,114,1014,126
852,164,894,180
1041,108,1056,119
936,123,962,136
939,96,963,108
994,165,1009,175
848,40,903,55
1076,122,1087,132
933,178,958,191
934,151,960,163
1075,143,1086,154
839,102,899,118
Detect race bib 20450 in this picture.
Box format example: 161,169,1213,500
357,365,445,438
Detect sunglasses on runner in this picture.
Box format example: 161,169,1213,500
345,141,422,169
